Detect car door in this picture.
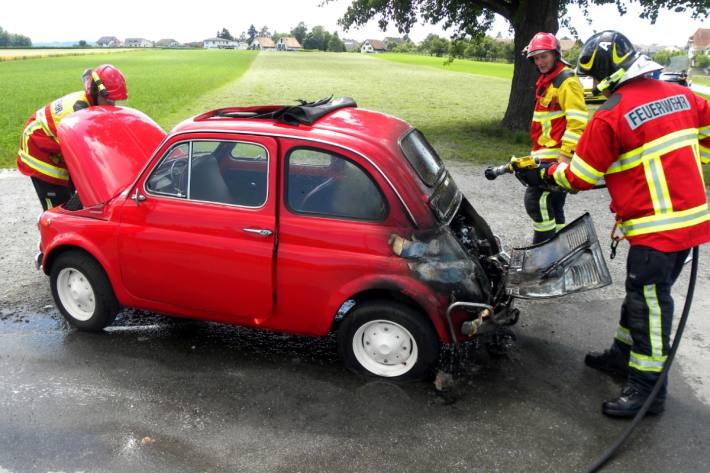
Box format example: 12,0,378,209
117,134,277,321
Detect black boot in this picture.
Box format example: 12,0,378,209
602,384,665,418
585,345,629,378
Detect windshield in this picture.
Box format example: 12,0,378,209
400,129,443,187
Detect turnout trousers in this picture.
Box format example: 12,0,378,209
524,186,567,244
612,245,690,398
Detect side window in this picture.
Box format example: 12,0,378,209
286,148,387,221
145,143,189,198
189,140,267,206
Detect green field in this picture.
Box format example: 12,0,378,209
0,50,256,167
377,53,514,80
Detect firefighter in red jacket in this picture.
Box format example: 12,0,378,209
520,30,710,417
17,64,128,210
524,32,588,243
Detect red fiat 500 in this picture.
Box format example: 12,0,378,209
36,97,610,379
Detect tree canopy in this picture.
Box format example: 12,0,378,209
0,26,32,48
336,0,708,129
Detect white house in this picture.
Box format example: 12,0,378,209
96,36,121,48
360,39,386,54
251,36,276,50
203,37,240,49
125,38,153,48
276,36,302,51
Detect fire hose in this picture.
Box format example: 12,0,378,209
484,157,700,471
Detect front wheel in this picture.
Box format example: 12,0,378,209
50,251,119,331
337,300,440,381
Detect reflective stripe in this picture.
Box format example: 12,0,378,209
565,109,589,123
533,191,556,232
555,223,566,232
643,285,663,358
699,125,710,139
629,351,666,372
533,110,565,121
615,325,632,346
562,130,581,144
18,150,69,181
701,144,710,164
553,162,573,191
570,154,604,185
531,148,560,159
643,157,673,214
620,203,710,236
607,128,698,174
34,105,56,139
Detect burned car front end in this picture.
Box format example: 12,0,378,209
393,129,611,343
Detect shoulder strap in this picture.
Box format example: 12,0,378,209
552,68,576,88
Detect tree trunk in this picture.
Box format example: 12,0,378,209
501,0,560,130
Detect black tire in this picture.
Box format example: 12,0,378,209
49,251,119,331
337,300,440,381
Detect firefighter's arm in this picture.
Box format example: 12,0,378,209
547,117,615,191
557,76,588,158
696,94,710,165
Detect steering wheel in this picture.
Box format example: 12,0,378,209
300,177,336,212
169,158,188,194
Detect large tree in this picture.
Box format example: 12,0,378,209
336,1,708,130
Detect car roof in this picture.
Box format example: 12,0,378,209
169,100,413,163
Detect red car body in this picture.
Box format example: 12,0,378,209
36,98,610,379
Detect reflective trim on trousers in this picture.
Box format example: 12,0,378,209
615,325,632,346
629,351,666,373
643,284,663,359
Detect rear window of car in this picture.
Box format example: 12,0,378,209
399,129,443,187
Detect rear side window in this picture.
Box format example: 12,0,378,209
286,148,387,221
400,129,443,187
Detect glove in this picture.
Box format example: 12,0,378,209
515,166,550,187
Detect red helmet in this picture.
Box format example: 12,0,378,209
83,64,128,101
525,32,560,61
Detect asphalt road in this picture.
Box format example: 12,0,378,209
1,165,709,473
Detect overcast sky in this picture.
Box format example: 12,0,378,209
3,0,706,47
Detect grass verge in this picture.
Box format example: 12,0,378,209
377,53,514,80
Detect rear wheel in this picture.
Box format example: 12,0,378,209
50,251,119,331
338,300,439,380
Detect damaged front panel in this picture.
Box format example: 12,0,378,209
506,213,612,299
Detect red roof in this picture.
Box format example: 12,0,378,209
691,28,710,49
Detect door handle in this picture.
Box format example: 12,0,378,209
242,228,273,237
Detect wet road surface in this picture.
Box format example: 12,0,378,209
1,167,709,472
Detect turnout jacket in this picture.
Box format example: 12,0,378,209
551,77,710,252
530,62,588,161
16,91,91,186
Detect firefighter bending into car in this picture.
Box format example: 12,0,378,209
16,64,128,210
518,30,710,417
524,32,588,244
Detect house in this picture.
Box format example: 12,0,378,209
155,38,180,48
251,36,276,50
360,39,386,53
688,28,710,63
343,39,360,52
203,37,240,49
276,36,302,51
558,38,577,53
124,38,153,48
96,36,121,48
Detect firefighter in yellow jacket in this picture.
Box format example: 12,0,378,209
16,64,128,210
524,32,588,243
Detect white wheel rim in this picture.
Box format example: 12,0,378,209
352,319,418,377
56,267,96,321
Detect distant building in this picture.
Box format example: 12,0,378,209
276,36,302,51
155,38,180,48
125,38,153,48
203,37,240,49
96,36,121,48
558,38,577,53
688,28,710,65
343,39,360,52
251,36,276,50
361,39,386,54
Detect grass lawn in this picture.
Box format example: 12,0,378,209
0,50,256,167
162,52,530,164
692,75,710,87
377,53,514,80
